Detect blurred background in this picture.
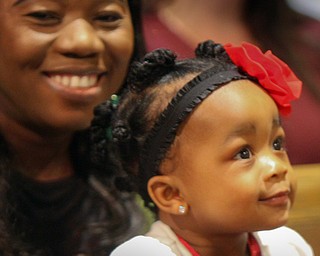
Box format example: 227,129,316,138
287,0,320,20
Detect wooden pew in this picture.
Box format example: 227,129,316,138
287,164,320,255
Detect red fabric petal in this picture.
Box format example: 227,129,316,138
224,42,302,115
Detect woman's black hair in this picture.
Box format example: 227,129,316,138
90,40,251,212
128,0,146,60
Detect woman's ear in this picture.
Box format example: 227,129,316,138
148,175,188,215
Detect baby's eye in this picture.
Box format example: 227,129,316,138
26,11,61,25
234,147,252,160
273,137,285,151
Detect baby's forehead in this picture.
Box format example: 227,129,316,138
200,79,270,105
186,79,261,112
180,79,279,134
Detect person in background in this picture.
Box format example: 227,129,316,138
287,0,320,20
142,0,320,164
95,40,313,255
0,0,147,255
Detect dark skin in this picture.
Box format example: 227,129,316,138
0,0,134,181
149,81,296,256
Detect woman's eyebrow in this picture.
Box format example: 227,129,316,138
13,0,127,6
97,0,127,5
108,0,128,6
13,0,24,6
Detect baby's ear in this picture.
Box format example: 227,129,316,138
148,175,188,215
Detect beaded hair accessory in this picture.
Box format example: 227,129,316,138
90,94,120,174
139,40,302,191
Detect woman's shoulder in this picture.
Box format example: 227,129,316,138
254,226,314,256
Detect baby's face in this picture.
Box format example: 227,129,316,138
167,79,296,237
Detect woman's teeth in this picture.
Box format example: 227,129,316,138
51,75,98,88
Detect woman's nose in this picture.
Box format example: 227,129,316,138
259,155,289,182
53,19,105,58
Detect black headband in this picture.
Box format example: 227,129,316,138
139,67,250,181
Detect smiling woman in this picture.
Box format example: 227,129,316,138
0,0,147,255
1,0,135,130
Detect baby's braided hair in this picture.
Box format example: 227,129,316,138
126,49,177,92
92,40,248,210
90,99,118,178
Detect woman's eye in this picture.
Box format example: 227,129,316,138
26,11,60,25
95,12,122,24
273,137,285,151
234,147,252,160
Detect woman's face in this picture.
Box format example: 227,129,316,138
167,80,296,239
0,0,134,132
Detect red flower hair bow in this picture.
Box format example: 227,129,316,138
224,42,302,115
